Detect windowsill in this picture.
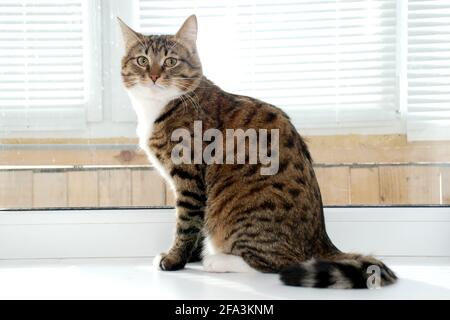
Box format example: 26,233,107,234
0,207,449,299
0,257,449,299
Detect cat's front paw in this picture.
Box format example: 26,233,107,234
153,252,186,271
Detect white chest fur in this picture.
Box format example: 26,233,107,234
126,84,182,190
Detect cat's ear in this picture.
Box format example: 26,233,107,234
176,15,198,46
117,17,143,49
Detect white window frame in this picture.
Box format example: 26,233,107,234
106,0,140,124
0,207,449,259
0,0,103,132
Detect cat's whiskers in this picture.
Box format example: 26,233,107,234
162,79,202,113
169,77,201,80
170,79,209,91
184,92,201,113
178,94,189,114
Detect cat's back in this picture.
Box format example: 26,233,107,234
203,83,325,254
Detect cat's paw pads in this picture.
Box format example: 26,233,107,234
154,252,186,271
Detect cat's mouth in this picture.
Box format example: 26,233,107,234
141,81,166,90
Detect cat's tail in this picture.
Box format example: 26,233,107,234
279,253,397,289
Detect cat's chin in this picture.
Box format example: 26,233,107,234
128,83,183,102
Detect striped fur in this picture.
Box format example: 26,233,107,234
280,254,398,289
118,15,397,289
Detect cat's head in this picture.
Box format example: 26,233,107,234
118,15,202,100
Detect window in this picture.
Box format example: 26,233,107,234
139,0,400,132
0,0,101,131
407,0,450,141
1,0,448,138
0,0,449,211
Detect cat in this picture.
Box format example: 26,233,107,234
118,15,397,289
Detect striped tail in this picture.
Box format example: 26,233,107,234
280,253,397,289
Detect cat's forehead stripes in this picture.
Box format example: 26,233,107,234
139,35,183,57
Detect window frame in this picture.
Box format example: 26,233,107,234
0,206,448,259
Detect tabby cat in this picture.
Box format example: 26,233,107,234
118,15,397,289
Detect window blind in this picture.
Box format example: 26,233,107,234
407,0,450,140
138,0,398,127
0,0,87,109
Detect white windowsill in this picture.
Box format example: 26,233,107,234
0,257,449,299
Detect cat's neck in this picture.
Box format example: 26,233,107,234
127,76,215,146
127,85,177,152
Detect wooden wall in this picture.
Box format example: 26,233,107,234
0,168,166,209
1,135,449,208
316,164,448,205
1,164,449,209
2,135,450,166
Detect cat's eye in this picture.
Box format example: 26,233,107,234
164,57,178,68
136,56,148,67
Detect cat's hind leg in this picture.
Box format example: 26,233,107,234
203,253,257,273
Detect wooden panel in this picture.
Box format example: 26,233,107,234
131,170,165,206
308,134,450,164
2,163,449,209
0,171,33,208
165,184,176,206
98,169,131,207
0,149,148,166
442,168,450,205
350,167,380,204
379,166,441,204
314,167,350,205
2,135,450,166
33,172,67,207
67,171,99,207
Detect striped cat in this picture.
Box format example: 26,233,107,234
118,15,397,289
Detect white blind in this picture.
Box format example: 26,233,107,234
0,0,87,109
407,0,450,140
139,0,398,126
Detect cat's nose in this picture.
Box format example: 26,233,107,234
150,74,160,83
